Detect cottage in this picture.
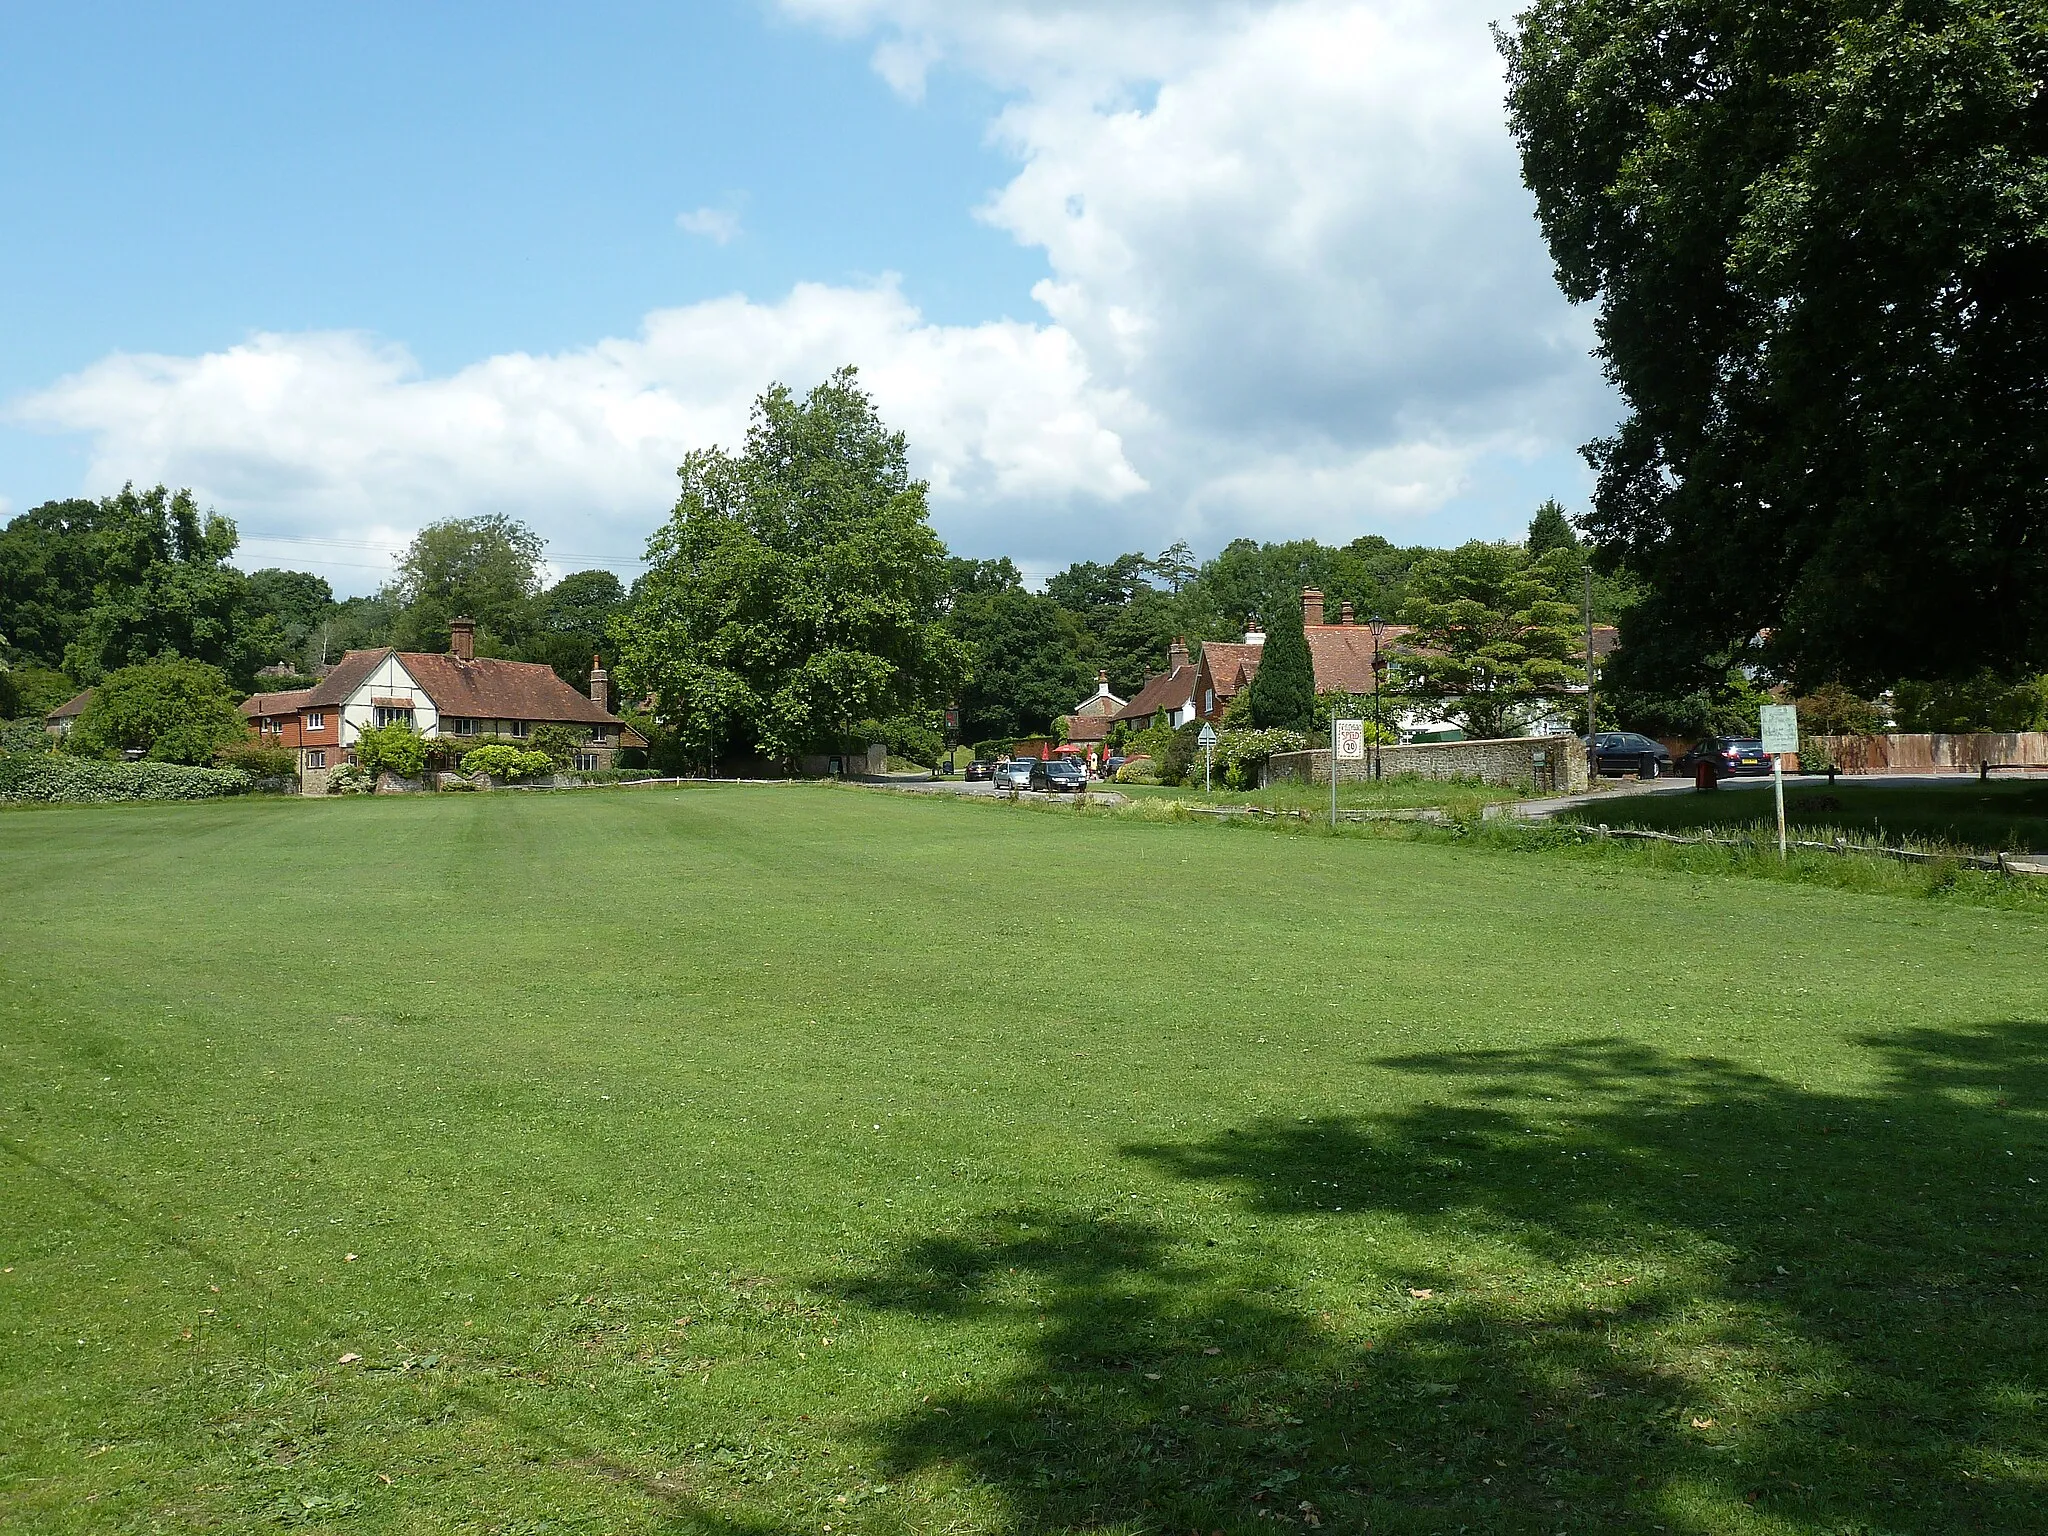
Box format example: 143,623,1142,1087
272,618,644,791
44,688,94,738
1062,671,1128,748
1112,640,1200,732
1195,588,1618,739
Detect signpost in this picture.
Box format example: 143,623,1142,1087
1760,704,1800,860
1333,716,1365,828
1197,721,1218,793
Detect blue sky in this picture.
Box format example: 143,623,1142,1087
1,1,1614,593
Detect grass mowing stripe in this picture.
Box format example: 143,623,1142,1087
1,784,2043,1533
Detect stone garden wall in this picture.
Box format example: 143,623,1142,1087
1266,733,1589,794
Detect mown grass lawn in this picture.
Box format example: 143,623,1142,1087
1579,777,2048,854
2,785,2044,1534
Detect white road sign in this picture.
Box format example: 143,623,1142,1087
1197,723,1218,747
1760,705,1800,756
1334,719,1366,761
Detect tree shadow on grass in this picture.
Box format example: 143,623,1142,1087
831,1023,2048,1533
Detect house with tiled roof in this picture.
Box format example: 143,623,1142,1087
260,617,644,791
1194,589,1618,738
1061,671,1128,747
44,687,94,738
1112,640,1200,731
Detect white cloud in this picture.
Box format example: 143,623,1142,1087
9,1,1615,590
10,281,1143,589
781,0,1613,548
675,205,744,244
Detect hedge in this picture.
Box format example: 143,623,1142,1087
0,755,253,803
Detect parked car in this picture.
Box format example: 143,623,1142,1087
1031,757,1089,793
1587,731,1670,779
1104,755,1127,777
1675,737,1772,778
963,759,997,782
993,759,1037,790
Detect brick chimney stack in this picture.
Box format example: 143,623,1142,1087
1095,669,1113,700
1167,637,1190,672
449,616,476,662
1340,601,1355,625
589,654,609,714
1301,588,1325,627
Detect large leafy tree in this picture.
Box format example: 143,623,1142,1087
520,569,628,691
949,590,1091,741
70,657,248,765
617,367,967,765
1395,542,1585,739
1501,0,2048,691
389,514,546,654
0,486,258,685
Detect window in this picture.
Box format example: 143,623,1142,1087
448,717,479,736
508,719,529,738
307,750,327,770
587,726,608,743
306,711,325,731
575,753,599,772
374,706,414,728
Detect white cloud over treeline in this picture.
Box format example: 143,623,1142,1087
10,1,1611,584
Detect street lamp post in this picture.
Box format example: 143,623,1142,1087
1369,616,1386,781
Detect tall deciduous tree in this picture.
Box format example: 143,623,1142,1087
1501,0,2048,692
617,367,966,765
948,590,1091,741
389,515,546,654
0,486,257,684
1395,542,1584,740
521,569,627,691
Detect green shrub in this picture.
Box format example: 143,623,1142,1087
972,738,1014,762
215,740,298,779
527,722,582,768
0,663,75,721
70,658,248,765
461,744,556,780
324,763,374,795
0,755,252,803
1160,720,1206,786
1213,727,1313,789
1114,756,1159,784
355,722,427,779
0,718,53,755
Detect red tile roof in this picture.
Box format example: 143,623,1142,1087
46,687,94,720
1062,713,1116,743
1196,623,1618,702
302,648,624,726
1113,663,1197,722
240,688,314,720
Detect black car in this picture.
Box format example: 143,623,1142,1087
1587,731,1670,779
963,759,997,782
1675,736,1773,778
992,759,1037,791
1030,758,1088,793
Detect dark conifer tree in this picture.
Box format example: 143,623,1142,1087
1247,595,1316,730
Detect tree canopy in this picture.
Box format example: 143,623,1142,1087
71,658,248,765
949,589,1091,741
1395,541,1585,739
389,514,546,654
0,486,264,686
617,367,966,765
1502,0,2048,692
